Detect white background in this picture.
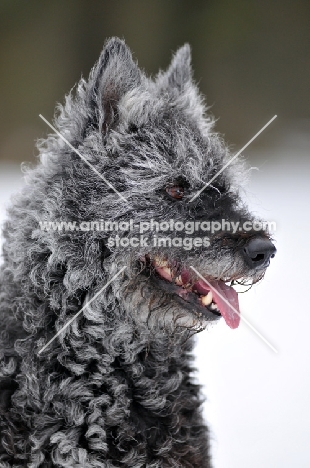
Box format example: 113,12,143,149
196,127,310,467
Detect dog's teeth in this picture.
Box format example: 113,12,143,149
175,275,183,286
154,257,168,268
163,267,172,277
210,302,220,311
201,291,213,306
156,266,173,282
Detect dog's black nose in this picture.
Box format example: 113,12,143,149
243,237,276,270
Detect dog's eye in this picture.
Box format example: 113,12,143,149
166,186,185,200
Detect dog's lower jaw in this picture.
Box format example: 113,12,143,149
122,278,216,332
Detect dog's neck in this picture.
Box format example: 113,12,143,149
94,326,211,467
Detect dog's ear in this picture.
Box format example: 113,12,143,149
156,45,211,131
157,44,192,91
90,37,142,132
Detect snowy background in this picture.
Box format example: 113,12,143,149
196,126,310,467
1,124,309,467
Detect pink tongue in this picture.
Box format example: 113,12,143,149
194,279,240,329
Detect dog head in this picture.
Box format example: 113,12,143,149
22,38,276,336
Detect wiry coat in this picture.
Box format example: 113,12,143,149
0,38,270,467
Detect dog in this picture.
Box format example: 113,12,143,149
0,38,276,467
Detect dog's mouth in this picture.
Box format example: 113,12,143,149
141,256,240,329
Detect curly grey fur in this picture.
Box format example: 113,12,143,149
0,38,272,467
